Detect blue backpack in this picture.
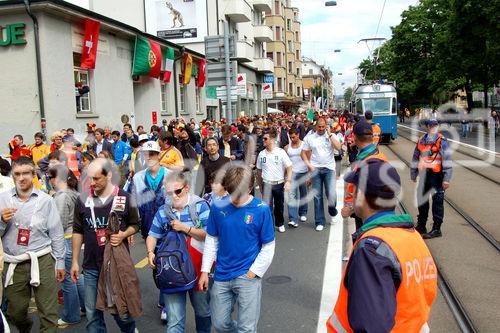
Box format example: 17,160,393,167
155,229,197,294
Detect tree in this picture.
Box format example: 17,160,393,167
344,87,353,102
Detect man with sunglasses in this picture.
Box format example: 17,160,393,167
256,128,292,233
146,172,212,333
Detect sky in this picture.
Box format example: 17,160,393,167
291,0,419,96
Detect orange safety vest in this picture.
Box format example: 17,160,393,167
417,134,442,173
64,149,81,179
327,225,437,333
344,150,388,205
372,123,382,146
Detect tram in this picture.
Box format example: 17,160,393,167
350,82,398,143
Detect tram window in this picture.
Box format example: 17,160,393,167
392,98,397,114
363,98,390,113
356,100,363,114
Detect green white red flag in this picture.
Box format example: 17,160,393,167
162,47,175,82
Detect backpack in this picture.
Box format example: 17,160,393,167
154,196,206,294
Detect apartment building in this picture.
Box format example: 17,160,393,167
265,0,303,112
302,57,334,108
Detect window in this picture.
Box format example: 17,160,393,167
196,88,201,114
179,76,186,114
288,40,293,52
289,83,293,94
161,82,168,113
275,26,281,40
277,78,283,92
287,19,291,30
297,87,301,97
267,52,274,61
296,67,300,76
288,61,292,73
274,1,280,15
276,52,282,66
73,53,91,113
295,32,299,42
296,50,300,60
309,69,313,75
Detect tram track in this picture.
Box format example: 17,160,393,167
398,200,477,333
397,128,500,186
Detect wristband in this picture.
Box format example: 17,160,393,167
187,227,192,235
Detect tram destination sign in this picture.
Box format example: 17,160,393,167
0,23,27,46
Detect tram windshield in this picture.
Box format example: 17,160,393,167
362,98,391,114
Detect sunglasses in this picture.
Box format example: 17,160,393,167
166,185,186,196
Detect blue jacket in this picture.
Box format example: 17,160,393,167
345,211,414,332
131,167,170,239
112,140,129,164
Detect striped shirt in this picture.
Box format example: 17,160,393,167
149,195,210,239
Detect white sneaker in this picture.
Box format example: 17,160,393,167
278,225,286,233
330,217,337,225
300,216,307,222
58,318,78,326
288,221,299,228
315,225,324,232
160,307,168,321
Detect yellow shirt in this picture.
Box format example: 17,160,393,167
160,147,184,168
29,144,50,167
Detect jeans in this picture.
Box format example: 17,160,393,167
262,182,285,227
416,170,445,230
461,123,470,138
287,172,308,223
84,269,136,333
163,290,211,333
311,167,337,226
61,237,85,323
211,274,262,333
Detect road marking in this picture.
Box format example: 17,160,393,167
316,174,345,333
398,124,499,156
135,257,149,269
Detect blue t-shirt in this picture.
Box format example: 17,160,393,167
206,197,275,281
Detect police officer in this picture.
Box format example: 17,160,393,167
411,118,453,239
341,120,388,230
327,159,437,332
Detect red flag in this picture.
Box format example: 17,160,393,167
197,58,206,87
80,19,100,69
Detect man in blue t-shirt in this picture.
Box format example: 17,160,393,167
199,165,275,333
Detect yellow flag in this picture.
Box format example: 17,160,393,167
182,54,193,85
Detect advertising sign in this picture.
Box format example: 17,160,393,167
152,111,158,125
236,73,247,96
263,74,274,84
262,83,273,99
145,0,207,43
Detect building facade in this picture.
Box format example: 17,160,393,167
265,0,303,112
302,57,333,109
0,0,206,154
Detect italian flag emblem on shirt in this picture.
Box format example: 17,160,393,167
244,214,253,224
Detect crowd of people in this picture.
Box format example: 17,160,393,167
0,107,447,332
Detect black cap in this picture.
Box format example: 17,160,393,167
353,120,373,136
162,119,168,124
344,159,401,199
365,110,373,120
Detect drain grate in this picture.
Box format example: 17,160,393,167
265,275,292,284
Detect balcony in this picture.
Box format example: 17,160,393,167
252,0,272,12
233,40,253,62
223,0,251,23
253,58,274,73
253,25,273,42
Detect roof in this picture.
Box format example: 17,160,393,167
0,0,205,60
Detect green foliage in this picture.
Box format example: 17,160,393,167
343,87,353,102
358,0,500,107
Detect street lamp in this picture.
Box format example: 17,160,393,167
325,1,337,6
334,49,341,53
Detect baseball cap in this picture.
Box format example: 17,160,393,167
344,159,401,199
138,134,149,142
162,119,168,124
353,120,373,136
425,118,439,126
141,141,161,153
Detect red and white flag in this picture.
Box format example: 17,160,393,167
197,58,206,87
80,18,100,69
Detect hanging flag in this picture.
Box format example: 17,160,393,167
80,18,100,69
132,36,162,78
192,63,199,78
162,47,175,82
182,53,193,85
197,58,206,87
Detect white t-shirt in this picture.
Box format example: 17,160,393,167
302,131,336,170
286,142,308,174
256,147,292,182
